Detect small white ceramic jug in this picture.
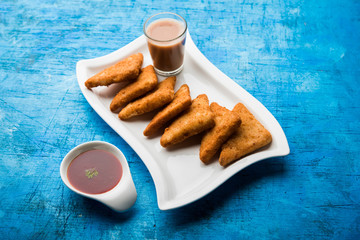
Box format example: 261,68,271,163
60,141,137,212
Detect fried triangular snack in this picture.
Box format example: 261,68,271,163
85,53,143,88
143,84,191,136
110,65,158,112
219,103,272,167
199,102,242,164
160,94,215,148
119,76,176,120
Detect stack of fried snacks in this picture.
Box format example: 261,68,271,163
85,52,273,167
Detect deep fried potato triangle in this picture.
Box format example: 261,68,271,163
119,76,176,120
160,94,215,148
143,84,191,137
85,53,143,88
110,65,158,112
199,102,242,164
219,103,272,167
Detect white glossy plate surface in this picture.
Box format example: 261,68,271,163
76,32,290,210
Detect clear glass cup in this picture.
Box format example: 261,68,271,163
144,12,187,76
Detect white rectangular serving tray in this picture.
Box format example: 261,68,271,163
76,32,290,210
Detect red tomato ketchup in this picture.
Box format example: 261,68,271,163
67,149,122,194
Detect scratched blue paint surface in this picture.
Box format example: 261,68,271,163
0,0,359,239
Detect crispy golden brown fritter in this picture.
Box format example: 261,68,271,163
143,84,191,136
85,53,143,88
118,76,176,120
219,103,272,167
199,102,242,164
110,65,158,112
160,94,215,148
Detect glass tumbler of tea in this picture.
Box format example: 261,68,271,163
144,12,187,76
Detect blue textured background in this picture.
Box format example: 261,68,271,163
1,0,359,239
